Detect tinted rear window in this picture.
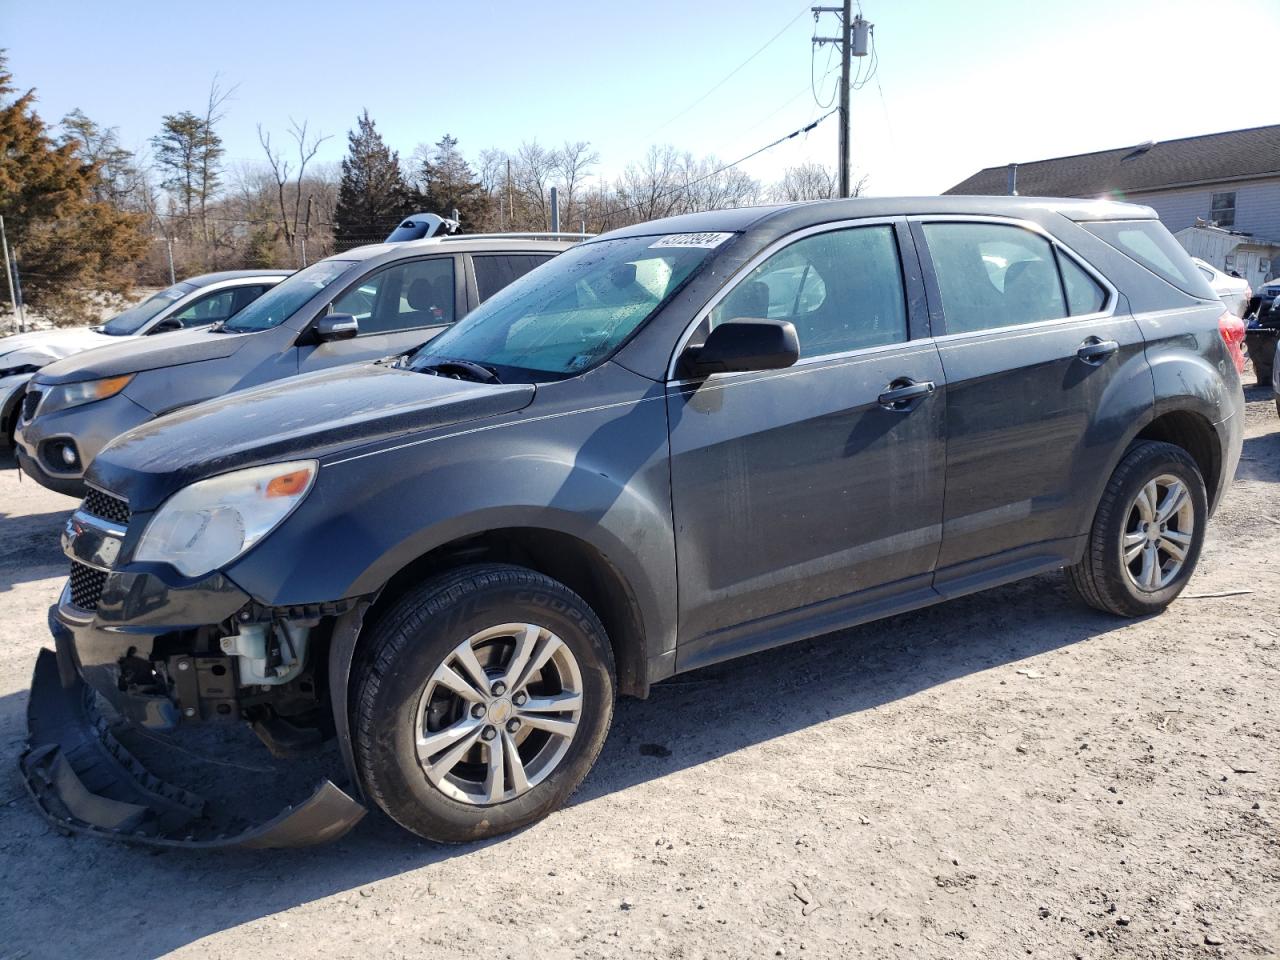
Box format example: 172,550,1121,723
1082,220,1216,300
473,254,555,301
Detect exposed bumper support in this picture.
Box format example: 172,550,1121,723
20,648,366,849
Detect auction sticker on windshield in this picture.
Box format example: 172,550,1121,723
649,232,734,249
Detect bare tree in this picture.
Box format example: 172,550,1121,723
258,118,332,254
513,140,557,229
197,75,236,248
552,140,599,230
613,145,683,225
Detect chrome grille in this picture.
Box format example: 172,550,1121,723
21,389,42,422
82,488,131,526
69,560,108,611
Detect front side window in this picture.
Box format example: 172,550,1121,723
707,225,907,359
410,235,716,379
473,254,555,301
99,283,196,336
170,289,238,328
223,260,357,333
1211,191,1236,228
332,257,455,334
923,222,1068,334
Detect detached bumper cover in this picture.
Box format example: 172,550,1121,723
20,648,366,849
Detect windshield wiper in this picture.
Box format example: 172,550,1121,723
416,357,502,384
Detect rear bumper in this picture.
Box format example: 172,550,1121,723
1212,405,1244,516
20,643,366,849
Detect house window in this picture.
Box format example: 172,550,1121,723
1211,191,1236,228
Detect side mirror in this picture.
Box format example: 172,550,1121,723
680,318,800,378
315,313,359,342
150,317,183,334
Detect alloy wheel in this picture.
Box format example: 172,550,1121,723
1121,474,1195,592
413,623,583,805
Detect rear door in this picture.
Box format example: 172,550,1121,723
297,255,462,372
911,217,1149,590
667,220,947,665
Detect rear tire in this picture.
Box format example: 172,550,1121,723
352,563,615,843
1065,440,1207,617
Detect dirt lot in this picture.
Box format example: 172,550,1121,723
0,384,1277,960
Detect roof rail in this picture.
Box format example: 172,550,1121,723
436,232,595,242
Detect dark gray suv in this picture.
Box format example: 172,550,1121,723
24,197,1245,849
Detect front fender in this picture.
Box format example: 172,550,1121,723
0,373,31,436
226,372,677,672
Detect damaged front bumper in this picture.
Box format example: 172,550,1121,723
21,646,366,849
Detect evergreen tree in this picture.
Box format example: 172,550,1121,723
414,134,492,232
334,109,411,246
151,109,223,234
0,54,146,323
60,108,140,207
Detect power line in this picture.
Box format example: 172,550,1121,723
605,110,838,221
642,2,814,140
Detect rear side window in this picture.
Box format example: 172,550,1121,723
707,225,907,359
922,222,1067,333
1082,220,1217,300
473,255,555,301
1057,253,1107,315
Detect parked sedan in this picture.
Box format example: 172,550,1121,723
14,236,575,495
0,270,288,446
1192,257,1250,318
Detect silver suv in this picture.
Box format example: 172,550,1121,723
15,235,578,495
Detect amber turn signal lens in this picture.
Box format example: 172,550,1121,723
266,468,313,498
95,374,134,398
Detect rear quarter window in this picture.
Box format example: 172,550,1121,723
1082,220,1217,300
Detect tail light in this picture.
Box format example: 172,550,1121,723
1218,310,1247,373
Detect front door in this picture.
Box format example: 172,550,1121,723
667,222,947,666
298,255,461,372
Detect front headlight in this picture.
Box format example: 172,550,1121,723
134,461,317,577
40,374,134,415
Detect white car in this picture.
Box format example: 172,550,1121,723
1192,257,1251,318
1,269,288,444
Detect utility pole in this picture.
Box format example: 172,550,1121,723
813,3,872,198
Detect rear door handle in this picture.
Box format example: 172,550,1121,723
1076,338,1119,364
878,378,936,411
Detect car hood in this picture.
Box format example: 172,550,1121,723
0,326,118,369
34,327,252,384
87,363,537,511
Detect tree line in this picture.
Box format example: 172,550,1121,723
0,53,858,324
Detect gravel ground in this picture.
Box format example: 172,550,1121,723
0,382,1276,960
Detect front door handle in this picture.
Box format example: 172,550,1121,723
878,378,936,411
1076,338,1119,364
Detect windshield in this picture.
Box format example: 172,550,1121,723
223,259,357,332
409,235,721,379
100,283,196,335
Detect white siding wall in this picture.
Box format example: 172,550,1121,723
1127,178,1280,241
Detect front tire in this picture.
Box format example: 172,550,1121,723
352,564,616,843
1065,440,1207,617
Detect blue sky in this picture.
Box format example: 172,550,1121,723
5,0,1278,196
